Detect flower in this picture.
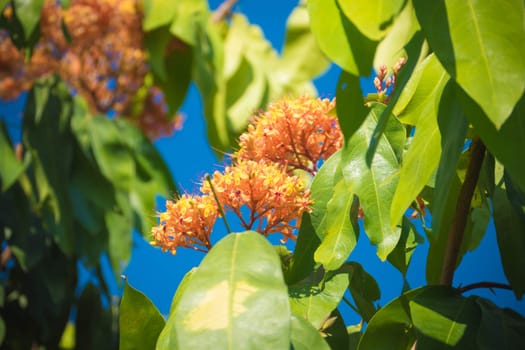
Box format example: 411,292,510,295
201,159,312,242
151,195,219,254
236,96,342,174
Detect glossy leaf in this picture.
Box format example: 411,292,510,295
168,268,197,315
373,0,420,70
307,0,376,75
278,3,330,84
335,71,369,141
493,186,525,298
341,104,405,260
13,0,44,40
285,213,321,285
337,0,404,41
164,231,290,349
0,121,24,191
410,286,481,348
390,55,449,229
290,314,330,350
119,281,165,350
339,262,380,322
289,271,349,329
414,0,525,129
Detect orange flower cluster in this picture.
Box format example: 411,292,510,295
152,96,341,254
151,195,219,254
0,0,179,139
236,96,342,174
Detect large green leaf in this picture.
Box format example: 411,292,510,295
339,262,380,322
335,72,369,141
387,216,423,277
119,281,165,350
0,121,24,192
336,0,404,41
409,287,481,349
143,0,178,31
459,89,525,193
413,0,525,129
285,213,320,285
169,0,208,45
290,314,330,350
162,231,290,349
13,0,44,40
475,298,525,349
493,185,525,298
341,104,405,260
277,3,330,84
289,271,349,329
389,55,449,229
307,0,377,75
373,0,420,70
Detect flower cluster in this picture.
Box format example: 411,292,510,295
151,195,219,254
152,96,341,254
0,0,179,139
236,96,342,174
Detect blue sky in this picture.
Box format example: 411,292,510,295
1,0,523,326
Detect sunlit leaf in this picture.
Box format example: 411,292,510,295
169,0,208,45
162,231,290,349
143,0,178,31
289,271,348,329
119,281,165,350
336,0,404,41
290,314,330,350
341,104,404,260
413,0,525,129
335,71,369,141
13,0,44,40
307,0,376,75
373,0,420,70
0,121,24,192
390,55,449,229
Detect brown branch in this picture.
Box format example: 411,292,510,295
440,138,486,285
457,281,513,294
211,0,239,22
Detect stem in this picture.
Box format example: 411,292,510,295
211,0,239,22
342,295,361,315
440,138,486,285
205,174,233,234
458,282,513,294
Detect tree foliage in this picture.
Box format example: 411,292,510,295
1,0,525,349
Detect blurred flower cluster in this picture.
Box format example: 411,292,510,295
0,0,181,139
153,96,342,254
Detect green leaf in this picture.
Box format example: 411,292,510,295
335,71,369,141
277,3,330,84
475,298,525,349
413,0,525,129
323,309,350,350
0,121,24,191
285,213,321,285
160,45,193,115
307,0,377,75
409,286,481,348
373,0,420,70
339,262,380,322
143,0,178,31
347,323,361,350
168,0,208,45
359,289,419,350
290,314,330,350
314,179,359,271
120,281,165,350
459,89,525,193
341,104,405,260
387,216,423,277
161,231,290,349
493,185,525,298
336,0,404,41
106,190,133,279
390,56,449,229
13,0,44,40
168,268,197,315
289,271,349,329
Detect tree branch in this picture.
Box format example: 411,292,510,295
440,137,486,285
457,281,513,294
211,0,239,22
